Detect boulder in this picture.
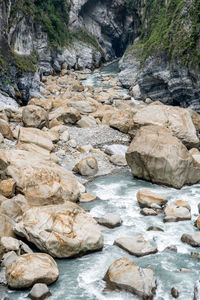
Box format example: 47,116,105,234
114,236,157,257
22,105,49,129
49,107,81,124
132,103,199,148
0,119,13,141
95,213,122,228
14,203,104,258
77,116,96,128
6,253,59,289
0,178,16,198
181,233,200,247
18,127,54,151
109,155,127,166
29,97,53,111
126,125,200,189
137,189,168,208
0,214,15,238
79,193,97,203
73,156,98,176
103,110,134,133
0,149,80,205
104,257,156,299
0,236,32,260
164,200,191,222
28,283,51,300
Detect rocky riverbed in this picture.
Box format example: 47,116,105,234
1,61,200,299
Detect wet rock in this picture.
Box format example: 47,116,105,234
14,203,104,258
104,257,157,299
79,193,97,203
0,179,16,198
164,246,177,253
22,105,49,129
195,216,200,229
180,268,194,273
147,226,164,232
181,233,200,247
137,189,168,209
171,286,179,298
28,283,51,300
95,213,122,228
126,125,200,189
164,200,191,222
109,154,127,166
140,208,158,216
6,253,59,289
114,236,157,257
194,280,200,300
73,156,98,176
190,252,200,259
0,149,80,204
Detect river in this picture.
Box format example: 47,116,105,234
1,61,200,300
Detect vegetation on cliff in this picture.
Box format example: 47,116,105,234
126,0,200,67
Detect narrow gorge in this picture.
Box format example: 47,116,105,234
0,1,200,300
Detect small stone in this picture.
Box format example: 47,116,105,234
190,252,200,259
147,226,164,232
0,179,16,198
73,156,98,176
180,268,194,273
95,213,122,228
137,189,168,209
164,200,191,222
79,193,97,203
114,236,157,257
171,286,179,298
60,130,70,142
164,246,177,253
141,208,158,216
77,145,93,153
28,283,51,300
68,139,77,148
145,98,153,104
181,233,200,247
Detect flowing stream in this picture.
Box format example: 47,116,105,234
1,61,200,300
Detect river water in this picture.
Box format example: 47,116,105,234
1,61,200,300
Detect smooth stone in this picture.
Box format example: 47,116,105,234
140,208,158,216
164,246,177,253
181,233,200,247
104,144,128,156
164,200,191,222
13,203,104,258
79,193,97,203
28,283,51,300
104,257,157,299
114,236,157,257
73,156,98,176
109,154,127,166
171,286,179,298
1,251,18,267
95,213,122,228
137,189,168,208
6,253,59,289
180,268,194,273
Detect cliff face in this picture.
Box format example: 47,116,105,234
119,0,200,111
0,0,133,104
